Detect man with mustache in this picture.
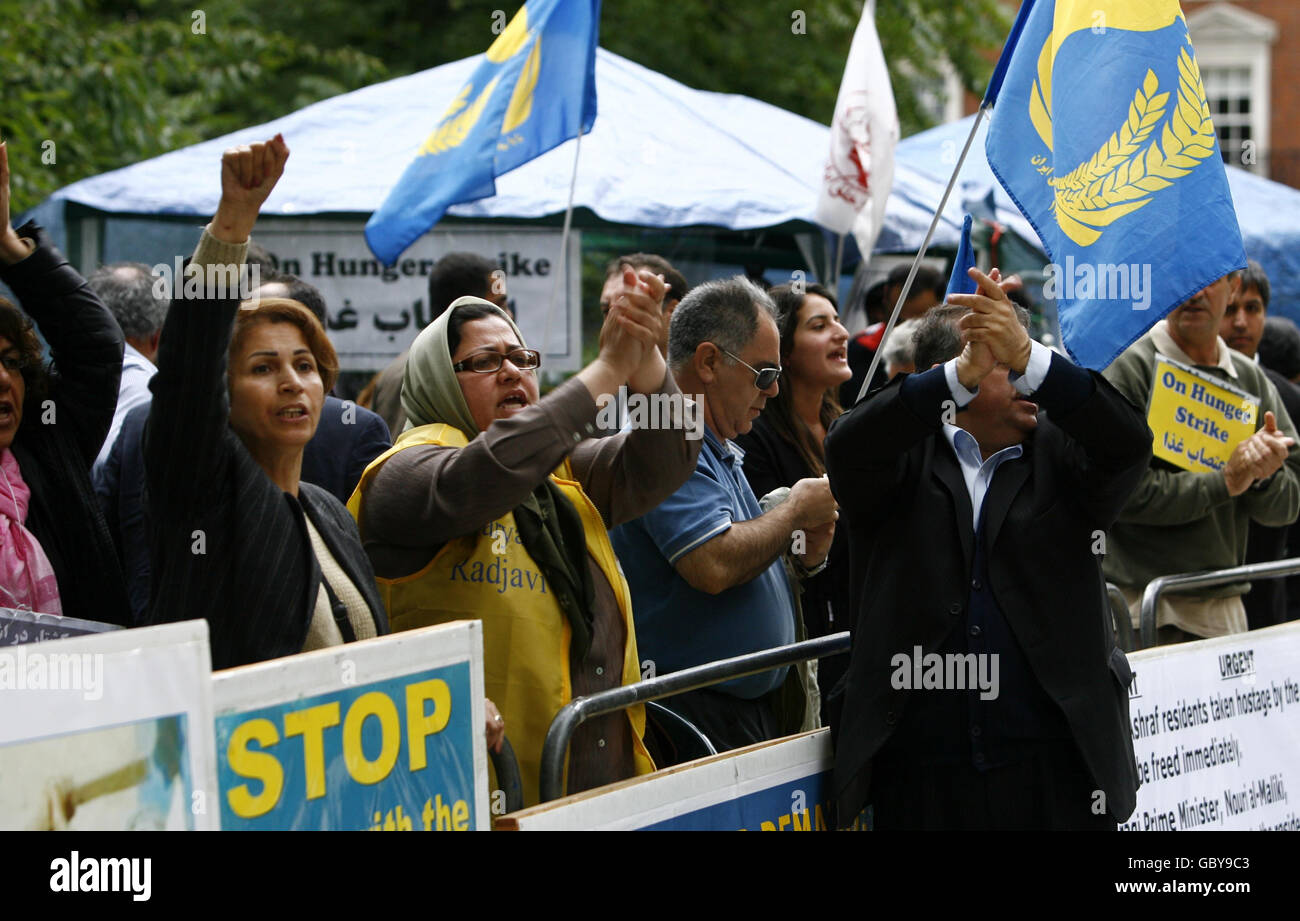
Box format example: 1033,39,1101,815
611,276,838,752
1104,272,1300,643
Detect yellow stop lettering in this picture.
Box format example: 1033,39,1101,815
284,702,341,800
226,718,284,819
406,679,451,771
343,691,401,784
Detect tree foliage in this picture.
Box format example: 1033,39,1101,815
1,0,1008,215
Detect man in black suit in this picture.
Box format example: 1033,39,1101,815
825,267,1151,830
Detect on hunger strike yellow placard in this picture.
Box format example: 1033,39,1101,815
1147,354,1259,473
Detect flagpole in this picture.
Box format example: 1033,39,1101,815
831,232,846,290
856,104,988,404
543,132,583,370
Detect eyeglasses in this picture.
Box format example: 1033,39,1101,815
0,354,29,374
452,348,541,374
715,345,781,390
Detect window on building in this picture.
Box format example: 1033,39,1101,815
1202,65,1255,170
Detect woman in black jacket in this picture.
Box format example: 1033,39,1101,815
140,136,390,668
0,142,129,623
735,282,853,721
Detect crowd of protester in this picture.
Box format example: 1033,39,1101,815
4,133,1300,826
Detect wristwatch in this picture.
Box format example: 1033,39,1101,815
793,555,829,579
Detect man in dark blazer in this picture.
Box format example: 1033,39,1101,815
825,267,1151,829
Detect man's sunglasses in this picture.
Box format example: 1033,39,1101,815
716,345,781,390
452,348,542,374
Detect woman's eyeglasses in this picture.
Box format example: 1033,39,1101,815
0,354,29,374
715,345,781,390
452,348,542,374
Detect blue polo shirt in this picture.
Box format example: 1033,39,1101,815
611,426,795,699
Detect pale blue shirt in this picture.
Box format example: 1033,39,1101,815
940,339,1053,528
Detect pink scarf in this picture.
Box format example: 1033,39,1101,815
0,449,62,615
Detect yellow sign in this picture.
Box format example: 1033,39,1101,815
1148,353,1258,473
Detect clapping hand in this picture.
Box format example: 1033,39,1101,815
949,267,1030,390
598,265,668,388
1224,411,1295,495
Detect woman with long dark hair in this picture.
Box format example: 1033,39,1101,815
735,282,853,719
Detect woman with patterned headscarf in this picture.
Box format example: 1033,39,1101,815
350,274,700,805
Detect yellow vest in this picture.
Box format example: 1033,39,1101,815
349,423,654,806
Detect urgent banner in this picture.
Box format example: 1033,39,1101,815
213,621,488,831
497,729,864,831
0,620,217,831
1124,620,1300,831
1147,353,1258,473
250,220,581,373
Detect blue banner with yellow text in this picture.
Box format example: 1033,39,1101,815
365,0,600,265
216,663,475,830
985,0,1245,369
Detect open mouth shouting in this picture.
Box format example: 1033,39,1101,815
498,388,530,414
276,402,311,422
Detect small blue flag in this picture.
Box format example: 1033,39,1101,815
945,214,977,299
985,0,1246,369
365,0,600,265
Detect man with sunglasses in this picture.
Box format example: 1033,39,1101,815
612,277,839,752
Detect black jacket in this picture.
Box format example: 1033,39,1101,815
141,239,388,669
0,223,129,625
300,396,391,506
100,395,390,623
825,353,1151,824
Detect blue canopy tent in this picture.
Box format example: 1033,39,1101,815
22,50,1026,281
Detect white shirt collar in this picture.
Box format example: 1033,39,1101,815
123,342,156,371
941,423,1023,469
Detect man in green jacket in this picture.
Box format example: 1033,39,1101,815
1103,273,1300,644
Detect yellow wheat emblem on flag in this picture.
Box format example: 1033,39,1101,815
419,75,503,157
1031,43,1218,246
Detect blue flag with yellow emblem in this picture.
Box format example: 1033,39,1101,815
985,0,1246,369
365,0,600,265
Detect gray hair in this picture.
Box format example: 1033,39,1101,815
667,276,778,373
88,262,169,341
880,318,921,371
912,302,1031,371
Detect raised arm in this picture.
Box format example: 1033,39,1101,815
144,136,289,512
360,267,668,547
569,365,702,530
0,143,123,464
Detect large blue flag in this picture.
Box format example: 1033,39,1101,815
985,0,1245,369
365,0,600,265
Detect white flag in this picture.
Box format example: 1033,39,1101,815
815,0,898,258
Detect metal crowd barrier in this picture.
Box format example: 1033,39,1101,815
1106,583,1136,653
1138,557,1300,649
538,632,852,803
489,736,524,814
